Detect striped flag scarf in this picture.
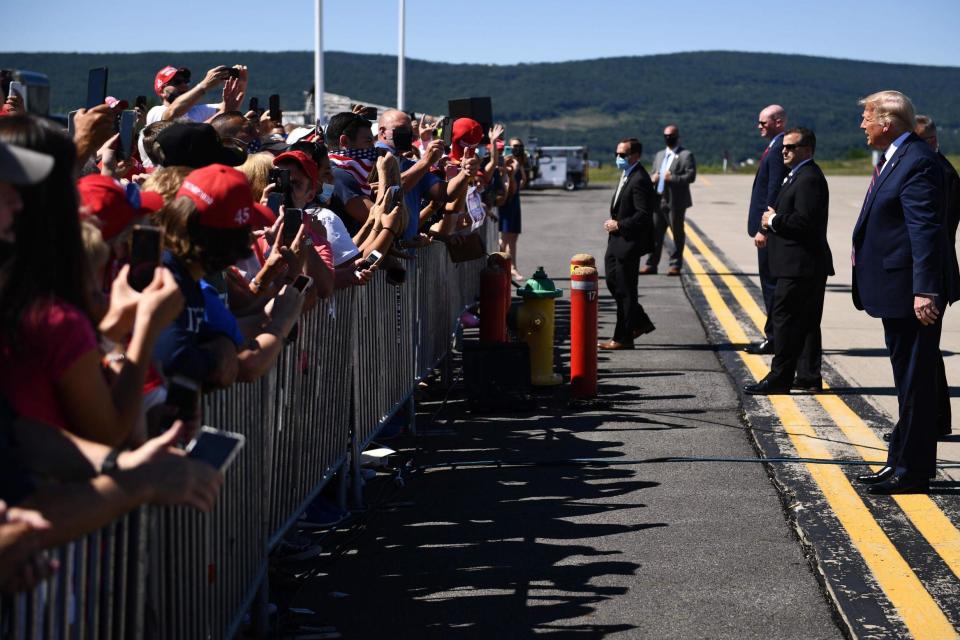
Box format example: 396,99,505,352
329,147,378,198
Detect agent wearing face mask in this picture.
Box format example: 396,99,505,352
600,138,658,350
376,110,474,242
642,125,696,276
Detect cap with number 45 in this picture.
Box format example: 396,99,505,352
177,164,271,230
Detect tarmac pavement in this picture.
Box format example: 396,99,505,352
287,186,844,638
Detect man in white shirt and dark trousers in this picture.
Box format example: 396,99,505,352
642,124,696,276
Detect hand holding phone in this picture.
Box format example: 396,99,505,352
186,426,246,473
354,249,383,278
292,274,313,293
7,81,27,113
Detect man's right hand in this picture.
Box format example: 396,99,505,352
200,65,232,91
754,231,767,248
72,104,121,163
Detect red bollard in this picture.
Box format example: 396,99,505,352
570,263,599,398
489,252,513,310
570,253,595,274
479,264,509,343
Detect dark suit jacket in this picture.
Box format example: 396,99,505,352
852,133,960,318
651,146,696,210
767,161,834,279
608,164,657,258
938,151,960,244
748,133,788,236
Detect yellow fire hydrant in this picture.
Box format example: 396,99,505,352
517,266,562,386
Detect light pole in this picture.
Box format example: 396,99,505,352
314,0,324,125
397,0,406,111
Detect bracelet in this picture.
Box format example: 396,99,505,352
250,278,263,292
100,448,122,475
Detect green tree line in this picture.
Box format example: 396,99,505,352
2,50,957,162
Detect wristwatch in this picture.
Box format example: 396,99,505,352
100,448,122,475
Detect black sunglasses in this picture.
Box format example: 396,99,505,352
616,152,632,158
782,143,809,151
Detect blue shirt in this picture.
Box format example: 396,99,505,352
398,156,440,239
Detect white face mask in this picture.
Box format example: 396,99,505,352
319,182,335,203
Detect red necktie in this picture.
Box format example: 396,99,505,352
760,145,771,163
864,155,887,204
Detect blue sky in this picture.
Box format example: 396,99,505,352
3,0,958,67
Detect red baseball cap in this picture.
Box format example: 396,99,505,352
450,118,483,161
78,175,160,240
154,66,190,97
273,150,319,186
177,164,265,230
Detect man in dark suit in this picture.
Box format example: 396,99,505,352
852,91,960,494
600,138,657,350
916,115,960,439
642,124,697,276
746,105,790,355
744,128,833,395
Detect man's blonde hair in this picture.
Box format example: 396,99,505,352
859,90,916,131
141,165,193,204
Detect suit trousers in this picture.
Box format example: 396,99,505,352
768,275,826,386
882,314,943,477
605,249,643,344
646,200,688,268
757,245,776,341
937,353,952,434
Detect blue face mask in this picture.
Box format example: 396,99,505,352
615,156,630,171
319,182,335,204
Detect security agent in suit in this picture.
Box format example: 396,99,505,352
746,105,790,355
915,115,960,439
744,128,833,395
852,91,960,495
643,124,697,275
600,138,657,350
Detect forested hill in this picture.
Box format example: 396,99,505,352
3,50,959,162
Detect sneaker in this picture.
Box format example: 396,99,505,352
299,496,350,530
273,534,324,562
459,310,480,328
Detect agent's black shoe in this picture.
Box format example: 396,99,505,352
882,431,892,442
856,466,894,485
745,340,774,355
744,378,791,395
867,473,930,495
793,377,823,394
632,320,656,338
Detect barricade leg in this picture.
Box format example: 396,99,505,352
407,394,417,436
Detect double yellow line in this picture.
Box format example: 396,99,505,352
682,224,960,638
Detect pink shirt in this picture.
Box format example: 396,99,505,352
0,299,98,429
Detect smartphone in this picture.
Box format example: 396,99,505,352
67,109,79,137
227,68,240,79
292,274,313,293
127,225,162,291
85,67,109,109
165,375,200,422
441,117,453,147
7,81,27,112
268,168,290,194
502,147,513,158
135,95,147,112
266,192,283,216
248,96,259,114
386,185,403,212
354,249,383,278
186,426,246,473
118,110,137,160
268,94,281,122
282,208,302,245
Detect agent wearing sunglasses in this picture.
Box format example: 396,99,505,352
599,138,657,350
746,104,790,356
745,127,833,398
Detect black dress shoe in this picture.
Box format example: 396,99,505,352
793,378,823,394
867,473,929,495
856,466,894,485
882,431,892,442
744,378,791,395
745,339,774,355
632,320,656,338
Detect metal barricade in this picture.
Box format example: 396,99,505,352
0,509,148,640
1,223,491,640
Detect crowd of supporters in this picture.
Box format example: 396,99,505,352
0,62,530,593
